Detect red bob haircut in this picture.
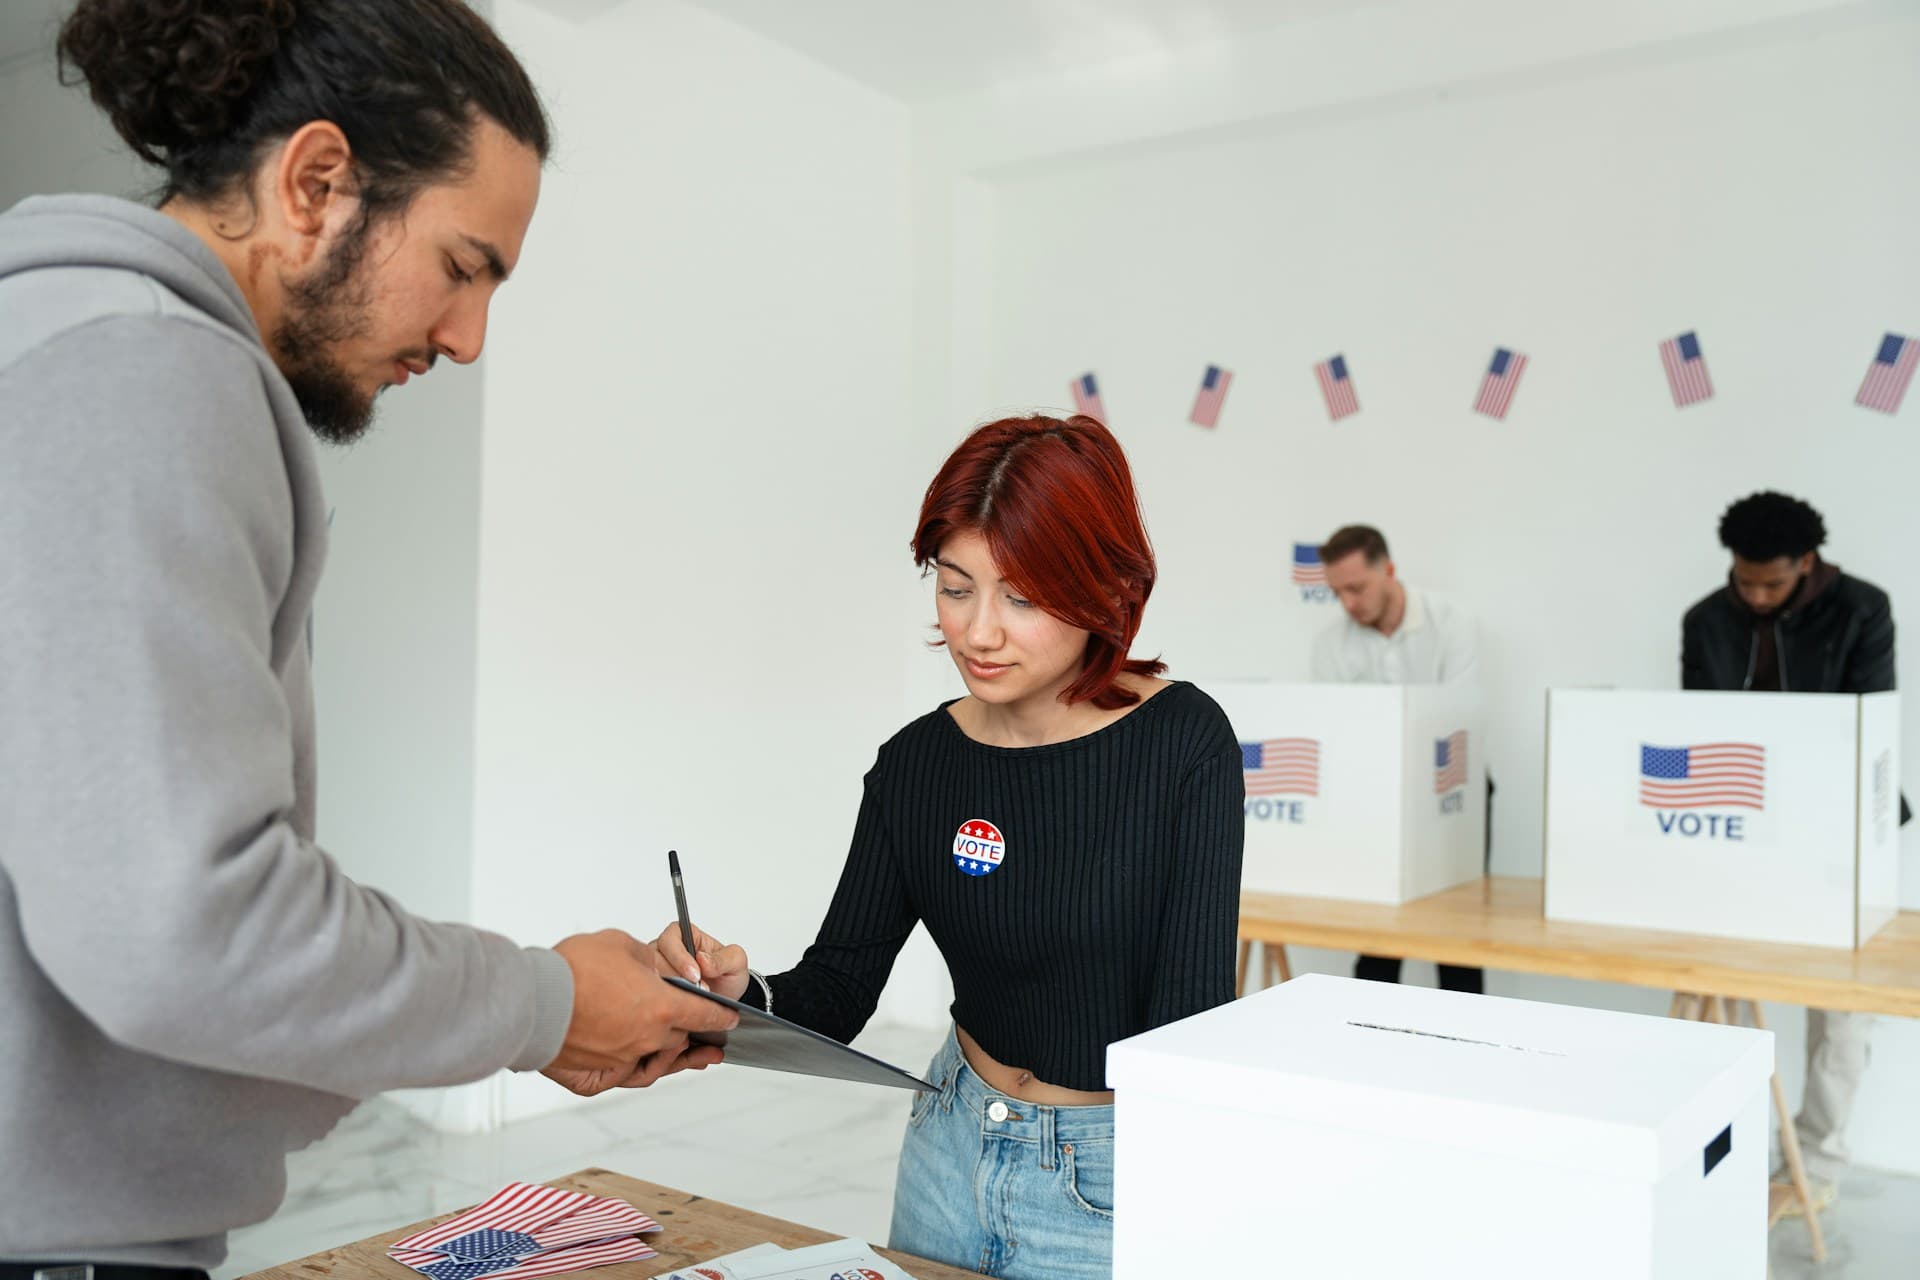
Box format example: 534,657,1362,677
912,414,1167,710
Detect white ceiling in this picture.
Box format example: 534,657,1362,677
668,0,1395,101
0,0,69,67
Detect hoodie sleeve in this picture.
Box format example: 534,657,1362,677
0,314,573,1098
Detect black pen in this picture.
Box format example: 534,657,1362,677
668,849,700,987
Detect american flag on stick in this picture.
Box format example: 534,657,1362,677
1314,355,1359,421
1190,363,1233,428
1071,372,1106,421
1856,333,1918,414
1658,331,1714,408
1472,347,1528,419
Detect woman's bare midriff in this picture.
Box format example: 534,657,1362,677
957,1025,1115,1107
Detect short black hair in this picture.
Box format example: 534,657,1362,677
1321,524,1390,566
1717,491,1827,562
60,0,550,219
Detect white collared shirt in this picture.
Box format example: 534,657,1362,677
1310,586,1478,686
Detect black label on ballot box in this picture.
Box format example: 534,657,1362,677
666,975,936,1092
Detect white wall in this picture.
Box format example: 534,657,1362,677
0,47,150,210
915,0,1920,1173
308,372,485,932
479,0,920,1121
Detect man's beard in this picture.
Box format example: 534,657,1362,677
273,214,382,446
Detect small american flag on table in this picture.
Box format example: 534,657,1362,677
388,1182,660,1280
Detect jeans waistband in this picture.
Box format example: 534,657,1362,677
931,1026,1115,1146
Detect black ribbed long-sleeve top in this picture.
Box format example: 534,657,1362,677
750,681,1245,1092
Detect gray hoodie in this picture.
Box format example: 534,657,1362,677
0,195,572,1267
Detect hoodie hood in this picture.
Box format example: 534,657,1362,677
0,194,261,361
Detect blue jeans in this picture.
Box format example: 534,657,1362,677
888,1027,1114,1279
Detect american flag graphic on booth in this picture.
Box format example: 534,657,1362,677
1639,743,1766,811
1291,543,1326,586
1856,333,1919,414
1472,347,1528,419
1434,731,1468,794
1189,363,1233,428
1314,354,1360,421
1242,738,1321,797
1658,331,1714,408
1071,372,1107,422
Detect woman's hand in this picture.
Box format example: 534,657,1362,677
653,921,752,1002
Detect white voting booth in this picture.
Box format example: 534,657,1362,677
1108,975,1774,1279
1209,681,1484,903
1545,690,1901,948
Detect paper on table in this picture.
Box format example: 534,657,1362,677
650,1241,785,1280
733,1239,916,1280
654,1239,914,1280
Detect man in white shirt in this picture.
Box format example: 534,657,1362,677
1310,524,1486,992
1312,525,1478,686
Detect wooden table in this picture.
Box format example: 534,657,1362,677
1236,875,1920,1266
1238,875,1920,1017
242,1168,976,1280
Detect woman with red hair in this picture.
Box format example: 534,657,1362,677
657,414,1244,1278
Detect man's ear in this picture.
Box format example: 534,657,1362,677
272,121,358,260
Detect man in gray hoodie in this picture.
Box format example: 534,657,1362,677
0,1,735,1272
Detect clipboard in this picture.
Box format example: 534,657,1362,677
666,976,936,1092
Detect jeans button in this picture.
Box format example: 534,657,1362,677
987,1100,1009,1122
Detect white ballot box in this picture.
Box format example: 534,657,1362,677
1545,689,1901,948
1108,975,1772,1280
1208,680,1484,903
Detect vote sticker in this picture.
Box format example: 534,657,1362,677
953,819,1006,876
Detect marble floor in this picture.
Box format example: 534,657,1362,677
216,1019,1919,1279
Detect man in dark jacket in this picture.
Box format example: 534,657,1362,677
1683,495,1894,696
1680,490,1895,1215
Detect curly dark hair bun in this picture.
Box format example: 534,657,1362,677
58,0,298,166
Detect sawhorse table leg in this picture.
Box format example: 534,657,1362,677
1236,938,1292,997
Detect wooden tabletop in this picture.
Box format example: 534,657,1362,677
1241,876,1920,1017
240,1168,977,1280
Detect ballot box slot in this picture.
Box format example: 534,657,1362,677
1345,1020,1570,1058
